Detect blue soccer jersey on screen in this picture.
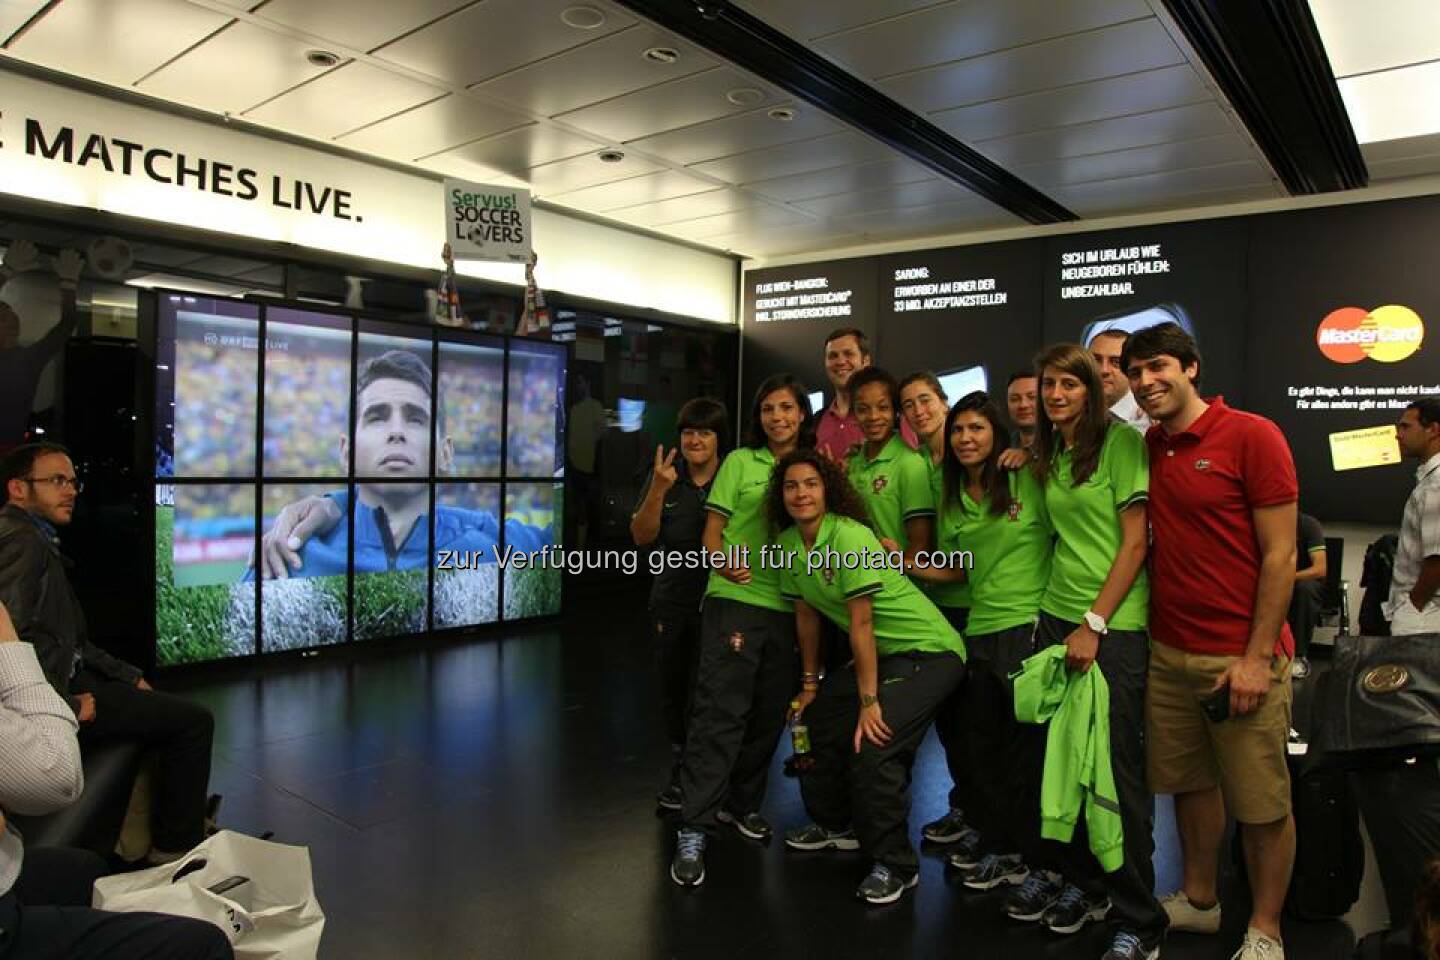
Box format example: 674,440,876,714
249,491,552,578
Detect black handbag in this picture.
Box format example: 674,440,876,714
1311,633,1440,769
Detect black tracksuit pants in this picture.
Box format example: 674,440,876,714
798,651,965,879
932,607,971,815
652,610,703,756
679,598,797,829
961,623,1042,854
1033,612,1167,947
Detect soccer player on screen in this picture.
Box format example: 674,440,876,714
247,350,548,579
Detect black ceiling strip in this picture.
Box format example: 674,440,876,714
611,0,1077,225
1159,0,1367,194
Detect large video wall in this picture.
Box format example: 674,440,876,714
152,293,565,667
744,193,1440,525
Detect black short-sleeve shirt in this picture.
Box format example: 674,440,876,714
635,464,714,617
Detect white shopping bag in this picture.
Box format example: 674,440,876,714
93,830,324,959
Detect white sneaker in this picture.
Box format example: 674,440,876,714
1160,890,1221,933
1231,927,1284,959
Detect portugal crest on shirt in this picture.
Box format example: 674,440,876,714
872,475,889,495
1007,500,1022,521
821,566,836,586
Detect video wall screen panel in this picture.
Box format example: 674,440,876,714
152,292,568,667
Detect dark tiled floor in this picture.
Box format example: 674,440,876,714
174,587,1374,959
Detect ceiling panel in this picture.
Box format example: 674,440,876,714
835,197,1021,234
609,190,754,228
662,204,816,240
1308,0,1440,77
139,21,337,113
553,66,780,144
1362,134,1440,181
687,131,894,185
254,0,471,55
335,94,532,161
525,152,664,197
0,1,50,42
549,169,723,212
624,103,841,165
878,18,1185,114
745,157,934,202
1015,133,1255,187
373,0,634,87
817,0,1151,81
793,178,983,218
245,61,445,140
1051,161,1276,213
472,23,717,118
929,64,1211,143
426,125,604,177
6,0,232,87
977,102,1237,167
730,0,943,42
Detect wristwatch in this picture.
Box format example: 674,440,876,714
1083,610,1109,636
859,693,879,709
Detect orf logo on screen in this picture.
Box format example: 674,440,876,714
1317,306,1424,364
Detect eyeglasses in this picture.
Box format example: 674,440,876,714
23,475,84,494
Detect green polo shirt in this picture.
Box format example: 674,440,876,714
704,446,789,613
847,434,935,548
945,468,1053,636
776,513,965,659
1040,423,1149,630
927,455,972,610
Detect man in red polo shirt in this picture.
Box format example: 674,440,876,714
815,328,916,463
1122,323,1298,960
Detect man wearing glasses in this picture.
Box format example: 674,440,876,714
0,442,216,865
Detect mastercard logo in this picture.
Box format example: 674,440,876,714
1316,305,1424,364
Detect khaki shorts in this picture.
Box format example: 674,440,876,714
1146,640,1293,824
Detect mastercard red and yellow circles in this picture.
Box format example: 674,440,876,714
1316,305,1424,364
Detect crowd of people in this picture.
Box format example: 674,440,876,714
635,323,1440,960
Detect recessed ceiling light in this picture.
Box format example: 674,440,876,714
305,49,341,68
643,46,679,64
598,150,626,163
726,87,764,106
767,107,797,122
560,5,606,29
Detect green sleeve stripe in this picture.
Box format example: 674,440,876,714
780,591,801,600
705,503,733,518
1115,491,1149,512
903,508,937,520
843,582,883,600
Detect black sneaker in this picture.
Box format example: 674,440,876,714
716,809,772,842
856,863,918,905
1041,883,1111,934
784,823,861,851
656,782,682,811
1005,871,1064,921
670,827,706,887
945,828,985,870
1100,931,1158,960
962,853,1028,890
921,807,968,844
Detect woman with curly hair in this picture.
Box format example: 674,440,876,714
768,447,966,905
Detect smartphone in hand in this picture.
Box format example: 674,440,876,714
1202,683,1231,723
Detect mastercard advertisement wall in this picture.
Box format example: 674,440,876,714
743,193,1440,525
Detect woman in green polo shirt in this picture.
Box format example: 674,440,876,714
846,368,934,566
670,374,813,889
1010,343,1164,960
897,371,974,849
907,391,1054,888
768,448,966,905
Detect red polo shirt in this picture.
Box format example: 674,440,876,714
1146,398,1297,657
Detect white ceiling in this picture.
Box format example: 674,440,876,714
1309,0,1440,183
5,0,1390,261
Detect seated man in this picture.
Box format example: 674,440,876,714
0,600,231,959
1288,511,1326,678
0,442,215,864
249,350,550,580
